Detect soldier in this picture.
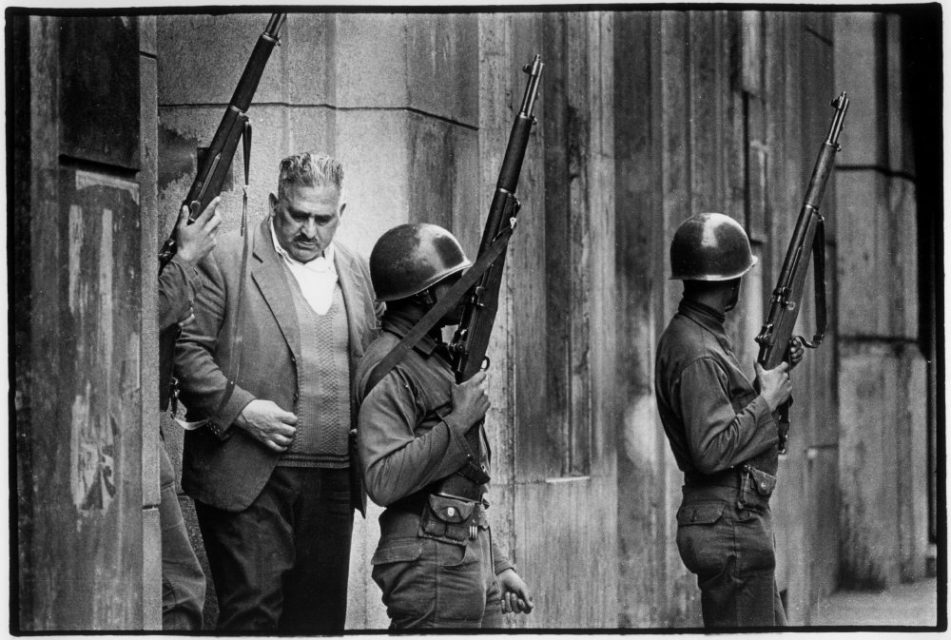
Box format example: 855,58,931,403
354,223,533,629
157,197,221,629
654,212,803,628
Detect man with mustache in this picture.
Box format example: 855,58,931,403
174,152,381,632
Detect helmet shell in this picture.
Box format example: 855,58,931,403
669,212,758,281
370,223,472,301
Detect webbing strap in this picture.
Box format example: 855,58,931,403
364,224,515,396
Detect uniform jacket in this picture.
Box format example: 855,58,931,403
654,298,779,476
175,217,381,513
353,313,513,576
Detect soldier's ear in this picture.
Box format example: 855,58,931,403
268,193,278,215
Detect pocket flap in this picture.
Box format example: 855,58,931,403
371,538,423,565
676,502,725,526
428,494,474,524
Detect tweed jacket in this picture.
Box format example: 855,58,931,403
175,217,380,513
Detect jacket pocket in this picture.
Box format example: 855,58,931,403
676,502,727,576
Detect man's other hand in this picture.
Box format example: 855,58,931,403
447,370,490,430
755,361,792,413
498,568,534,615
236,399,298,452
176,197,222,266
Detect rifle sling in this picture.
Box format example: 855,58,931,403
810,216,827,344
364,224,515,396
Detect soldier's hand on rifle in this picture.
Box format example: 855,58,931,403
236,399,298,452
755,361,792,413
499,568,534,615
448,370,491,430
786,337,805,370
176,196,222,266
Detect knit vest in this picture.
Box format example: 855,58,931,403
280,277,351,468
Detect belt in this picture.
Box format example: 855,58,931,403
683,467,741,488
384,492,488,543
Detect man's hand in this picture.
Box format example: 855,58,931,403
786,336,805,370
755,361,792,413
447,370,490,430
176,197,222,266
235,399,298,452
498,568,534,615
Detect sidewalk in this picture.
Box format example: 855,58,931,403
812,577,941,627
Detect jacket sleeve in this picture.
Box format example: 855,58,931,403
357,369,470,506
676,357,778,473
173,249,255,437
158,254,202,332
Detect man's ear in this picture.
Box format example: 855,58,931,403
268,193,278,215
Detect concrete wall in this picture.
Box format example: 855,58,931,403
833,12,931,589
14,15,151,631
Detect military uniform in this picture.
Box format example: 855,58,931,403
655,298,786,627
354,313,514,629
157,254,206,630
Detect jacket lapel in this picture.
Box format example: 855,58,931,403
335,246,368,361
250,218,301,364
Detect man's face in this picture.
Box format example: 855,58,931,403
270,184,345,263
431,272,465,326
724,278,742,312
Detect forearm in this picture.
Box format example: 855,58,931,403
158,254,202,331
680,359,779,473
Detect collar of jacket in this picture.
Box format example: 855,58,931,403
678,298,728,339
381,313,444,357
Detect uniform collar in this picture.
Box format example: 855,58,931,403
382,313,443,357
678,298,727,339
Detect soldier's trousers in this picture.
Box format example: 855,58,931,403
371,526,504,629
159,440,206,630
675,484,787,628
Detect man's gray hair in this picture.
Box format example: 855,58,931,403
277,152,343,200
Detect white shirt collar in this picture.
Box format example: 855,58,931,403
269,218,336,273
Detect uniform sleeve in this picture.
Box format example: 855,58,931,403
173,249,255,437
358,370,470,506
492,540,515,576
677,357,778,474
158,254,203,331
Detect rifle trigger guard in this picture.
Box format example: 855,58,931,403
481,356,490,371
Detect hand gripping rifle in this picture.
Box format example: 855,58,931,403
754,92,849,453
362,56,543,497
159,13,286,412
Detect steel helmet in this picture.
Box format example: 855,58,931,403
669,212,758,281
370,223,472,301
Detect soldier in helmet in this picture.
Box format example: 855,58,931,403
354,223,534,629
655,212,803,628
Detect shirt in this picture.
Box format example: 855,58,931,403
654,298,779,476
270,220,338,315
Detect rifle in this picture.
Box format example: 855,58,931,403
439,55,543,493
755,92,849,452
360,56,543,496
159,13,286,412
157,12,286,270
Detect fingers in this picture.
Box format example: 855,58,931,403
175,204,191,230
196,197,223,230
773,361,790,373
